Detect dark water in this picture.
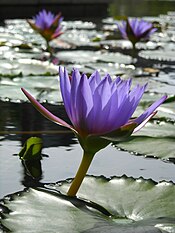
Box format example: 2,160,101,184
0,101,175,198
109,0,175,17
0,0,174,21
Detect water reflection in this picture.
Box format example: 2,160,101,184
109,0,175,17
0,101,75,148
21,159,44,188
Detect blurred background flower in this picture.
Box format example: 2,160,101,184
117,18,157,48
27,9,63,53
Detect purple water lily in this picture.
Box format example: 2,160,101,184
27,9,63,52
21,67,166,196
117,18,157,47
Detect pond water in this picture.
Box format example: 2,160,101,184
1,102,175,199
0,101,174,198
0,2,175,231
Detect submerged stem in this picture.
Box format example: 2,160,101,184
67,151,94,197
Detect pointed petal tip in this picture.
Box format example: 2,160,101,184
133,111,157,133
134,94,167,129
21,88,73,130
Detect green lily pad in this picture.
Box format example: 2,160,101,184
0,32,24,47
100,39,132,49
1,176,175,232
58,29,102,47
134,101,175,122
62,20,96,30
56,50,132,64
113,121,175,162
0,59,58,77
151,84,175,95
0,75,61,103
139,50,175,62
132,93,175,122
0,45,49,60
156,101,175,121
86,62,135,76
153,70,175,86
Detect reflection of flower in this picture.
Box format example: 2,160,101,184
117,18,157,47
21,67,166,196
27,10,63,52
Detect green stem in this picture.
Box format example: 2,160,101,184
132,43,136,57
67,151,94,197
46,40,52,56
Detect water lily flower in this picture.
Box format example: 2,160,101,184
27,9,63,52
117,18,157,48
21,67,166,196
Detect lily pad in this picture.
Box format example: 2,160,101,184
151,83,175,95
0,45,49,60
56,50,132,64
132,93,175,122
85,62,136,77
58,29,102,47
0,59,58,77
0,75,61,103
62,20,96,30
1,176,175,232
0,32,24,46
100,39,132,49
153,70,175,86
113,121,175,162
134,100,175,122
139,49,175,62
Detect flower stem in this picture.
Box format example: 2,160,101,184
46,40,52,56
67,151,94,197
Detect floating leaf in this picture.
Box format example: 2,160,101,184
0,59,58,77
62,20,96,30
56,29,102,47
153,70,175,86
113,121,175,162
1,176,175,232
19,137,43,161
0,75,62,103
0,32,24,47
139,50,175,62
133,94,175,122
56,50,132,64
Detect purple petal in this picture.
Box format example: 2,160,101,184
128,83,147,117
133,111,157,133
59,66,72,120
134,95,167,125
117,79,131,106
21,88,73,130
111,76,122,93
117,21,127,39
73,74,93,131
96,76,112,109
89,70,101,93
34,10,55,29
69,69,83,125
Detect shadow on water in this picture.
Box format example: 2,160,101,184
0,101,75,148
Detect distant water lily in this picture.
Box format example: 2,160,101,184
22,67,166,196
27,9,63,53
117,18,157,48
